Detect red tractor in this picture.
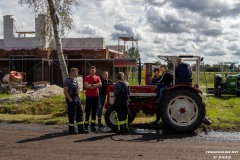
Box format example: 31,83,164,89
104,55,206,132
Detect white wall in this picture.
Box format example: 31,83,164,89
107,45,124,52
61,37,105,49
2,15,49,49
0,39,5,48
0,15,107,50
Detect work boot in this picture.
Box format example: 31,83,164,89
84,124,89,131
91,123,96,132
68,126,77,135
124,123,129,134
77,125,89,134
152,113,161,125
117,124,125,135
98,118,103,127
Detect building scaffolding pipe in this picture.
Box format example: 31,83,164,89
0,58,51,83
0,58,52,61
112,59,115,81
62,59,115,62
25,61,42,74
42,59,44,81
84,59,87,78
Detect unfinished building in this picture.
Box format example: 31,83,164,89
0,15,136,85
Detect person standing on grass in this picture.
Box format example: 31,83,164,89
84,66,102,132
63,68,88,134
98,71,113,127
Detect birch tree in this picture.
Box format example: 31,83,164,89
18,0,76,82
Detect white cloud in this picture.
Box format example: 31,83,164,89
0,0,240,64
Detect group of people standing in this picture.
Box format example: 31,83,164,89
63,66,130,134
63,58,193,134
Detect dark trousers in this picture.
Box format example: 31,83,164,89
66,97,83,126
115,99,128,132
85,96,99,124
115,100,128,122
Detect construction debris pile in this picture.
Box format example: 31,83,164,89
0,85,64,103
30,85,63,101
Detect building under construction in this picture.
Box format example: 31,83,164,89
0,15,137,85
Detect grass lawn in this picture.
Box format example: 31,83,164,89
1,94,240,131
0,71,239,131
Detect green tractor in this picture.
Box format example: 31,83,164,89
210,73,240,97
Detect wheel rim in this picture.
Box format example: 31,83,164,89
11,88,17,94
109,111,118,126
167,96,198,127
22,88,27,93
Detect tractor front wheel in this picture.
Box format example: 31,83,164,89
104,106,133,131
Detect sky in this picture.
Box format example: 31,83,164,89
0,0,240,65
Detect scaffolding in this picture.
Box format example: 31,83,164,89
118,36,138,57
0,57,137,85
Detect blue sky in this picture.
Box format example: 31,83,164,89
0,0,240,65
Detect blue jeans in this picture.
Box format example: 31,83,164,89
97,95,106,119
159,86,168,101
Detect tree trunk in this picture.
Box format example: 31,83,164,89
47,0,69,82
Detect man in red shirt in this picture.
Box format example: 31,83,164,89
84,66,102,132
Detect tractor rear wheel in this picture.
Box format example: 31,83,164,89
236,92,240,97
105,106,133,131
161,89,205,132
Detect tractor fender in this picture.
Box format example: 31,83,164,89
167,85,203,96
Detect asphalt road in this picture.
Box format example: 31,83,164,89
0,123,240,160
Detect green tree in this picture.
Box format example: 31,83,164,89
18,0,76,82
127,47,140,59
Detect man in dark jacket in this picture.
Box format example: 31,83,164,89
151,68,161,85
98,71,113,127
151,68,162,125
157,64,173,101
114,72,130,134
175,58,192,84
